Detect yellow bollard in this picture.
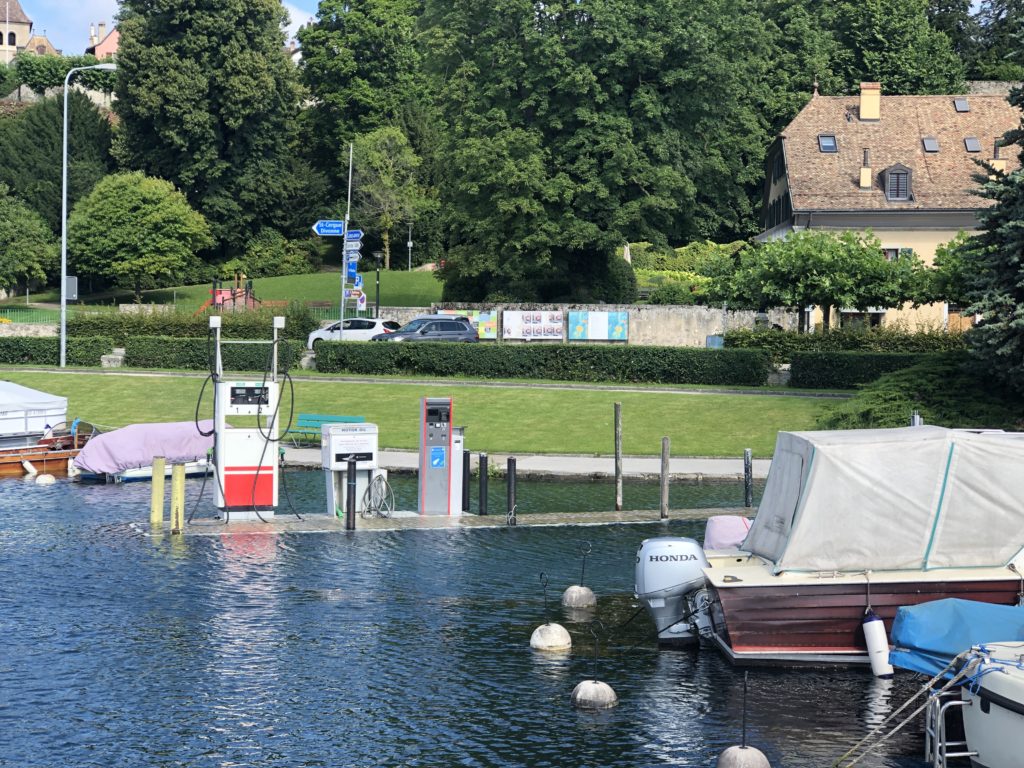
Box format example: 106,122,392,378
170,463,186,534
150,457,166,528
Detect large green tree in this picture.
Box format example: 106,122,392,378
0,184,57,293
972,0,1024,79
0,90,113,234
115,0,301,256
955,91,1024,395
68,173,212,302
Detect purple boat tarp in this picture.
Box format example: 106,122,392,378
73,421,215,475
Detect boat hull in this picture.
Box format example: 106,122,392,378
708,577,1022,665
962,644,1024,768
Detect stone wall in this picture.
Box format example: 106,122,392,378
0,323,57,337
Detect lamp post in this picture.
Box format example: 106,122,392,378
61,62,116,367
372,251,383,319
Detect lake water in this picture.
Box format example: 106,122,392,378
1,473,929,767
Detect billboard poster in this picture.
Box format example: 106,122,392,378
437,309,498,340
501,310,564,341
567,311,629,341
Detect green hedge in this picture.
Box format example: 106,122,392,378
724,327,967,364
0,336,113,366
315,342,771,386
789,351,931,389
68,303,317,344
125,336,303,371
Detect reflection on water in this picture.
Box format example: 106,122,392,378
0,476,927,767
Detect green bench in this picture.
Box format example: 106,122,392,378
287,413,366,446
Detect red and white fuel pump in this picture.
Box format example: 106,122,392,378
209,315,285,520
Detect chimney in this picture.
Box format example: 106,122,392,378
89,24,97,47
860,82,881,121
991,140,1007,174
98,22,107,41
859,148,872,189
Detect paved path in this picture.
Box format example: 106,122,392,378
284,447,771,479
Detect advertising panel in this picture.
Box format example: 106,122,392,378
567,311,629,342
437,309,498,340
501,310,564,341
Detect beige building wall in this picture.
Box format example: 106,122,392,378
1,19,32,65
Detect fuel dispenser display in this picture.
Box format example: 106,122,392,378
321,423,386,518
418,397,464,515
210,315,285,520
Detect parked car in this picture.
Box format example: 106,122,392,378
371,314,479,343
307,317,401,348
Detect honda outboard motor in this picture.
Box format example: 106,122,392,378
635,536,712,645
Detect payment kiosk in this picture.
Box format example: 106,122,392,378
418,397,464,515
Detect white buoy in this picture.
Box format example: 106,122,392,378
530,622,572,652
35,474,56,486
570,679,617,709
562,584,596,608
863,609,894,678
716,745,772,768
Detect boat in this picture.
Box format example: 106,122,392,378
0,381,93,476
958,642,1024,768
72,421,215,483
634,426,1024,665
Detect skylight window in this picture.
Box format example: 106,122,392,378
818,134,838,153
954,98,970,113
923,137,940,153
965,137,982,153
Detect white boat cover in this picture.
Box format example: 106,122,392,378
743,427,1024,573
73,421,215,475
0,381,68,436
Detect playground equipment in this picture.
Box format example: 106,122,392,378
194,275,262,316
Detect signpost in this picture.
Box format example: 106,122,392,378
312,215,369,330
312,220,346,237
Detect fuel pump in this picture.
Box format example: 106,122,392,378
209,315,285,520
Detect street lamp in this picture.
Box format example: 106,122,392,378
372,251,383,319
60,62,116,368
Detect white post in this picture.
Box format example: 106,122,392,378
5,1,10,66
407,221,413,271
339,142,354,338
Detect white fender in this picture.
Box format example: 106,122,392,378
863,610,894,678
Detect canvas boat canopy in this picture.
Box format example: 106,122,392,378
73,421,215,475
743,427,1024,573
0,381,68,445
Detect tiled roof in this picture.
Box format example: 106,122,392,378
782,94,1021,212
4,0,31,24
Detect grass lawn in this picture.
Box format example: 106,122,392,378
1,271,443,311
1,371,829,457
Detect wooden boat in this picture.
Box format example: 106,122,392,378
635,427,1024,666
0,428,93,476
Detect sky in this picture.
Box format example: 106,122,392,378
13,0,320,56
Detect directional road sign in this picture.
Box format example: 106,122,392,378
312,220,346,237
345,229,363,242
343,240,363,253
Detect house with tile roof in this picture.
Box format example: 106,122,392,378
758,82,1020,330
2,0,33,65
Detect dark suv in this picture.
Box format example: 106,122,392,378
371,314,479,342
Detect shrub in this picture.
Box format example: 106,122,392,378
68,302,317,344
124,336,303,371
789,351,930,389
817,353,1024,430
315,342,771,386
724,327,967,364
0,336,113,366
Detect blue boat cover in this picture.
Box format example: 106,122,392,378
889,598,1024,677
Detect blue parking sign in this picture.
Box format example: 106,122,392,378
430,446,446,469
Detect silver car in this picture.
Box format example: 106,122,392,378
307,318,401,348
371,315,479,342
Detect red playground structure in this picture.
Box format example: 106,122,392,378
194,275,262,315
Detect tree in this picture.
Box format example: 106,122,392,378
352,127,434,269
115,0,300,257
925,232,973,306
926,0,980,65
0,90,113,234
972,0,1024,80
68,173,212,302
833,0,965,93
0,184,56,293
12,53,116,95
727,230,925,331
955,91,1024,395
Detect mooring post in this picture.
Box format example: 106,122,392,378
479,453,488,515
150,456,166,528
462,449,471,513
170,463,185,534
614,402,623,512
660,438,670,520
507,457,517,526
743,448,753,508
345,457,357,531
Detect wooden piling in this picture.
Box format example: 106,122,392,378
170,463,185,533
743,448,753,508
150,456,166,527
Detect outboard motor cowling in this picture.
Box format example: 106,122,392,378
635,536,711,645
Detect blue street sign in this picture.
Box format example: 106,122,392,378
430,446,446,469
354,274,364,289
312,219,346,237
346,259,358,280
345,229,363,242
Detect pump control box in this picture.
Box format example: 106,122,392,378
223,381,275,415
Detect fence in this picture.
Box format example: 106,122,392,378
0,307,113,324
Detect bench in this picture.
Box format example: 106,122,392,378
287,413,365,446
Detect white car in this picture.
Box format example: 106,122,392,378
307,318,401,348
